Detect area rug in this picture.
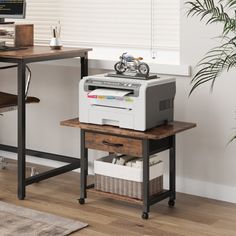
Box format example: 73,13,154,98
0,201,88,236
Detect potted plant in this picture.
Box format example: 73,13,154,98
186,0,236,94
186,0,236,141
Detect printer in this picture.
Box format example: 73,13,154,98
79,74,176,131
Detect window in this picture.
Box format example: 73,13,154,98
19,0,180,62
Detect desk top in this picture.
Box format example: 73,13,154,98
0,46,92,61
61,118,196,140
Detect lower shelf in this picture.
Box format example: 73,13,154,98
88,188,143,204
87,188,169,205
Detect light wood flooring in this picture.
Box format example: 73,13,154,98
0,160,236,236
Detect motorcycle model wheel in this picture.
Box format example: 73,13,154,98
114,62,126,74
138,62,150,76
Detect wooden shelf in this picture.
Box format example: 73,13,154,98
61,118,196,140
87,188,169,205
87,188,143,205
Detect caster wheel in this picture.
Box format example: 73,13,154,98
78,198,85,205
142,212,149,220
168,199,175,207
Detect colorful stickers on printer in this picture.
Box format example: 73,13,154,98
87,93,133,102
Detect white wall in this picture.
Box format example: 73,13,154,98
176,1,236,202
1,1,236,203
0,63,107,170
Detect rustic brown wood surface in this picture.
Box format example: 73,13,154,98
0,159,236,236
61,118,196,140
85,132,143,157
0,46,92,59
15,24,34,47
0,91,40,109
88,188,143,205
88,188,167,205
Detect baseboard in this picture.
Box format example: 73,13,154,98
165,176,236,204
1,150,236,204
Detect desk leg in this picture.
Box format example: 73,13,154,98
17,61,26,200
142,139,150,220
169,135,176,207
80,52,88,78
79,129,87,204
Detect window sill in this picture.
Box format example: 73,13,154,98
39,58,190,77
90,58,190,76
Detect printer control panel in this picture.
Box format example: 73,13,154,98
85,79,141,89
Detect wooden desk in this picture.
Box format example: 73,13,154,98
61,118,196,219
0,46,92,200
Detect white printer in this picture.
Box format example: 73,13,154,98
79,74,176,131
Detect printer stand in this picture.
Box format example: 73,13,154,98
61,118,196,219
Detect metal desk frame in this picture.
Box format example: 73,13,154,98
0,47,90,200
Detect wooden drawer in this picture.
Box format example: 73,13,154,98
85,132,143,157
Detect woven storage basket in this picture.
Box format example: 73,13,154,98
95,174,163,199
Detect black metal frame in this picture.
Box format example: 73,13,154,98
0,51,89,200
79,129,176,219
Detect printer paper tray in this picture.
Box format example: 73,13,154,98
89,99,133,110
89,105,134,129
92,104,132,111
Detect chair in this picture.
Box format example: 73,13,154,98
0,65,40,171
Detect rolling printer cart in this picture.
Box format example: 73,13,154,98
61,118,196,219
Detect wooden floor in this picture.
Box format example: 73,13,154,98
0,160,236,236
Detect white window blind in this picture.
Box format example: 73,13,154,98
21,0,61,44
19,0,179,59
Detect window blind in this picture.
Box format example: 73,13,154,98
20,0,179,54
18,0,61,44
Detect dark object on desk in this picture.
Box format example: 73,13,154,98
106,71,159,80
0,0,26,23
50,45,62,50
0,46,27,52
15,24,34,47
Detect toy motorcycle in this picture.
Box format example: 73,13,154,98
114,52,150,76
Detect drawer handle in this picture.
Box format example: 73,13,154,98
102,140,124,148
